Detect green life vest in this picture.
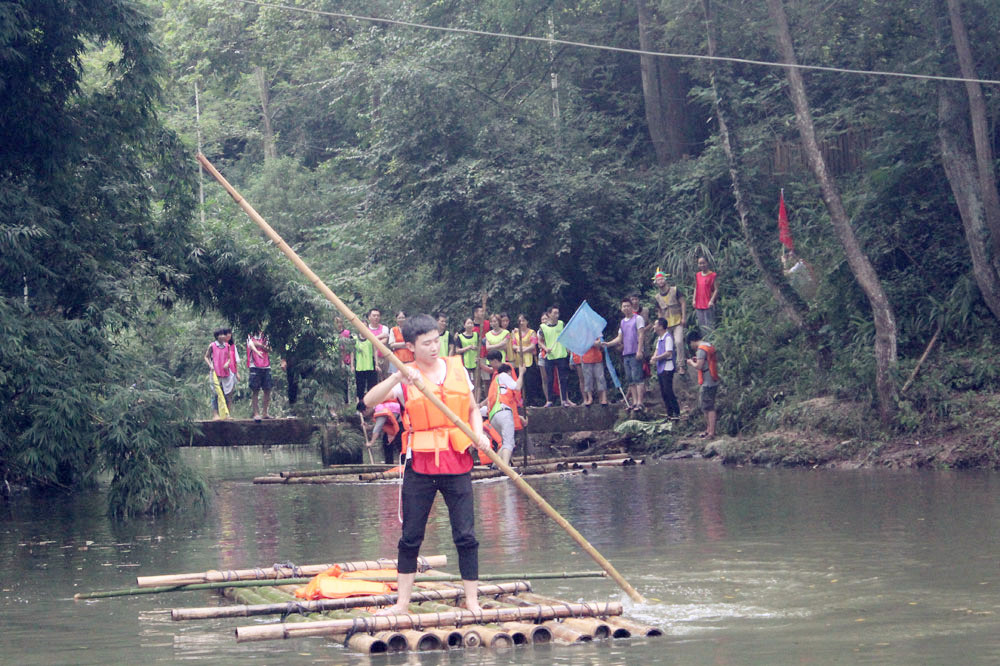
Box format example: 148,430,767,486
484,329,510,362
438,330,451,358
353,335,375,371
456,331,479,369
540,321,567,359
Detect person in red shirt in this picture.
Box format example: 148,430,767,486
693,256,719,331
363,314,491,616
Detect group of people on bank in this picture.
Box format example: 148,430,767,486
345,260,722,466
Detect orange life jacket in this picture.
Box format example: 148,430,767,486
400,356,473,464
294,565,393,600
487,369,523,430
697,342,720,385
390,326,415,363
373,405,400,440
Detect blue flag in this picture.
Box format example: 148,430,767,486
556,301,607,356
603,345,623,390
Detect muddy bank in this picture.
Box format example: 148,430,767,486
549,394,1000,471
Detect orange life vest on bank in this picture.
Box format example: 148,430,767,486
373,404,400,440
390,326,415,363
696,342,720,385
487,369,523,431
400,356,473,464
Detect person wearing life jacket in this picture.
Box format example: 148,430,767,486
203,327,238,419
686,328,720,439
353,326,378,413
389,311,415,364
436,313,453,358
363,314,491,617
454,317,480,401
369,399,402,464
246,330,273,421
483,351,525,466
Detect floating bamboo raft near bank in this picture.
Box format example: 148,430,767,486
254,453,644,485
85,553,661,655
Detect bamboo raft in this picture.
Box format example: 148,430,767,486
86,553,662,655
254,453,643,485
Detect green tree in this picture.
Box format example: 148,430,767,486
0,0,204,514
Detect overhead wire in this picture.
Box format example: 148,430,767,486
229,0,1000,87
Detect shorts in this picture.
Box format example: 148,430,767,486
248,367,273,391
699,384,719,412
581,362,606,393
622,354,643,386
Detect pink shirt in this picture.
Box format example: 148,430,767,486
246,335,270,369
369,324,389,357
339,329,352,366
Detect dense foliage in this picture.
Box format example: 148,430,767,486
3,0,1000,513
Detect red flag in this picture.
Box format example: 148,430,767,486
778,189,794,251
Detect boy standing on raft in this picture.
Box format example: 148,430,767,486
363,314,491,615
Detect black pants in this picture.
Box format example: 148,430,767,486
657,370,680,417
398,465,478,580
546,356,570,403
355,370,378,410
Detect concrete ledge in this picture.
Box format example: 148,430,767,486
182,419,318,446
524,404,621,434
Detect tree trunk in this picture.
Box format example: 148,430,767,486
636,0,688,165
937,85,1000,320
254,65,277,160
701,0,810,330
945,0,1000,252
766,0,897,422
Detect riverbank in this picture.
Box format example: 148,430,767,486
575,391,1000,471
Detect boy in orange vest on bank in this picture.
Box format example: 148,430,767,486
483,350,526,466
363,314,491,615
686,328,720,439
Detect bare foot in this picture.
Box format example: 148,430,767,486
375,603,410,616
462,599,482,614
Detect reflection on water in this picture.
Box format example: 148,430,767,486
2,449,999,665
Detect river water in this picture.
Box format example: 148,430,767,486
2,447,999,665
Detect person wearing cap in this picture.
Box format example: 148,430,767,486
652,267,687,374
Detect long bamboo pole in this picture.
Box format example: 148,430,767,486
235,601,623,642
196,153,645,604
171,581,530,621
136,555,446,588
79,571,602,600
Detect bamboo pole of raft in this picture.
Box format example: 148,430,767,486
235,601,622,643
172,581,530,621
371,632,408,653
197,153,646,604
81,571,597,600
136,555,445,588
280,465,395,478
506,591,662,636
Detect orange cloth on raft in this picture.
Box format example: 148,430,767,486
294,565,396,600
